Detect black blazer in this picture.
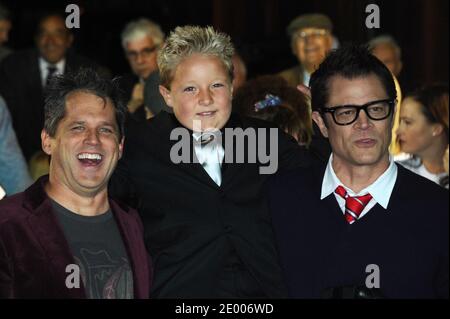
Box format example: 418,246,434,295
268,161,449,298
0,49,107,160
110,111,311,298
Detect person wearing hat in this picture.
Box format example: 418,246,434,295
278,13,334,88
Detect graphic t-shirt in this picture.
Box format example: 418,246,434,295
51,200,134,299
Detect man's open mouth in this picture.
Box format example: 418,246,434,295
77,153,103,166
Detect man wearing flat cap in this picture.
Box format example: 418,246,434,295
278,13,334,88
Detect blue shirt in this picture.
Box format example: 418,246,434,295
0,96,33,196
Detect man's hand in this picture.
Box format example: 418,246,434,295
127,82,144,113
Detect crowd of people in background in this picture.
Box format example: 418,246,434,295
0,6,447,195
0,2,448,299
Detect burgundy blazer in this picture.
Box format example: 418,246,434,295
0,175,152,298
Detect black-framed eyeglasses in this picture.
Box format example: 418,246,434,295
319,99,396,126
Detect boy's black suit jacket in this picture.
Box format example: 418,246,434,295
110,111,311,298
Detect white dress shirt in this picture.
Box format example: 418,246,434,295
192,131,224,186
302,69,311,87
321,154,398,222
39,57,66,87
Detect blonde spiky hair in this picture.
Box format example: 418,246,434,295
157,25,234,88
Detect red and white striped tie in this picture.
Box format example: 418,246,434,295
335,185,373,224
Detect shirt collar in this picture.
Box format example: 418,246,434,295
321,154,398,209
302,69,311,87
39,57,66,73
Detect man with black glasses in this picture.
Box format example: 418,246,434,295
267,45,448,298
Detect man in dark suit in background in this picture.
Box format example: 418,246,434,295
268,45,448,298
0,12,107,161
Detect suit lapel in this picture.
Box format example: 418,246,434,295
297,65,305,87
25,191,86,298
216,114,247,188
24,175,86,298
179,152,221,189
154,112,222,188
220,148,245,189
29,51,44,100
109,200,149,298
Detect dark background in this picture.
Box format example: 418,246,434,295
2,0,448,93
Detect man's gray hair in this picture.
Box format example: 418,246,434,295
368,35,402,59
157,25,234,88
121,18,165,49
44,68,127,140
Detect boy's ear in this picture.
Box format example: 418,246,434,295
41,129,53,155
159,85,173,108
